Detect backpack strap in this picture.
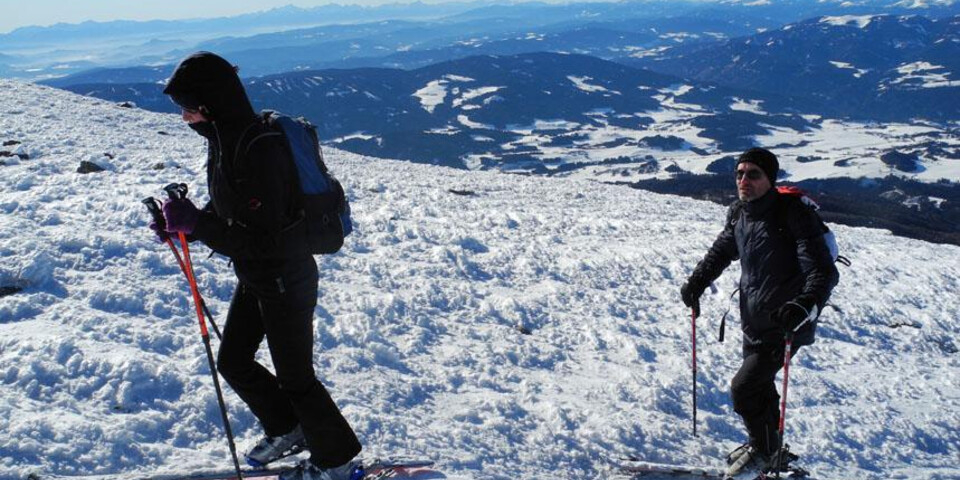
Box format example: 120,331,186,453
774,194,796,236
232,116,300,223
227,118,277,181
717,288,740,343
779,192,834,241
236,116,283,163
240,130,283,158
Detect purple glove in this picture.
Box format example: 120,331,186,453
162,197,200,235
148,220,170,243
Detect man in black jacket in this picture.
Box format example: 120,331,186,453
681,148,839,476
158,52,362,480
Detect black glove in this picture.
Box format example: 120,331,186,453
680,281,704,318
772,296,817,333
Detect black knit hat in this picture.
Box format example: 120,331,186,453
737,147,779,184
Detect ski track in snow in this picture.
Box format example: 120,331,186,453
1,80,959,479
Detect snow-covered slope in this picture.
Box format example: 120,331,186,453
1,80,958,479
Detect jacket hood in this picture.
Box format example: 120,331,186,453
163,51,256,122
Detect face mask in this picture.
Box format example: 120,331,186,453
188,121,216,138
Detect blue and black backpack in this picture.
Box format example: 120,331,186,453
244,110,353,254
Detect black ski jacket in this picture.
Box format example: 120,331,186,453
165,52,311,287
190,119,310,262
690,189,839,346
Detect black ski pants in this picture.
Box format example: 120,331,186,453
731,341,800,456
216,257,361,468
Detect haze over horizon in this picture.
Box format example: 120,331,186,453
0,0,437,34
1,0,580,34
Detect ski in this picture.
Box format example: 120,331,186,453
746,467,811,480
117,466,286,480
360,459,437,480
616,459,811,480
100,459,436,480
617,460,726,478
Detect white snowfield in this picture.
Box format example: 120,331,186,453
818,15,880,29
405,72,960,184
1,80,959,480
889,61,958,89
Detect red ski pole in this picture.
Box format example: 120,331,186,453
178,232,209,336
773,333,797,478
163,184,243,480
142,197,222,341
775,311,815,477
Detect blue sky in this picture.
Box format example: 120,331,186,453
0,1,392,33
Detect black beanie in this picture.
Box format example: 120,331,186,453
737,147,779,184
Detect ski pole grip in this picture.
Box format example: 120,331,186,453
141,196,166,229
164,182,188,201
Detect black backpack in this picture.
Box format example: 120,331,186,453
729,186,848,266
718,187,849,342
242,111,353,254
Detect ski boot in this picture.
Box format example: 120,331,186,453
725,445,771,478
246,425,307,468
726,443,751,466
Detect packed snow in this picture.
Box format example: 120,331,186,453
1,80,960,480
456,114,494,130
413,80,449,114
567,76,620,95
625,46,671,59
890,62,958,89
452,87,504,109
892,0,957,8
728,98,766,115
819,15,880,29
828,61,870,78
414,76,480,114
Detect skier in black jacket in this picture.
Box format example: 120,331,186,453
680,148,839,476
158,52,362,480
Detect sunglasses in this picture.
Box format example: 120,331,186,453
168,91,203,113
736,169,764,181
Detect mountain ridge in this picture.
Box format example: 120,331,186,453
624,13,960,121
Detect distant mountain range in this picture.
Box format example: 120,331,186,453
0,3,487,51
54,52,791,165
624,14,960,121
58,52,958,183
8,0,960,80
37,9,959,127
34,6,778,83
19,3,960,245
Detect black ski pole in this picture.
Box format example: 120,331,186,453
691,308,698,438
163,183,243,480
142,196,222,341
